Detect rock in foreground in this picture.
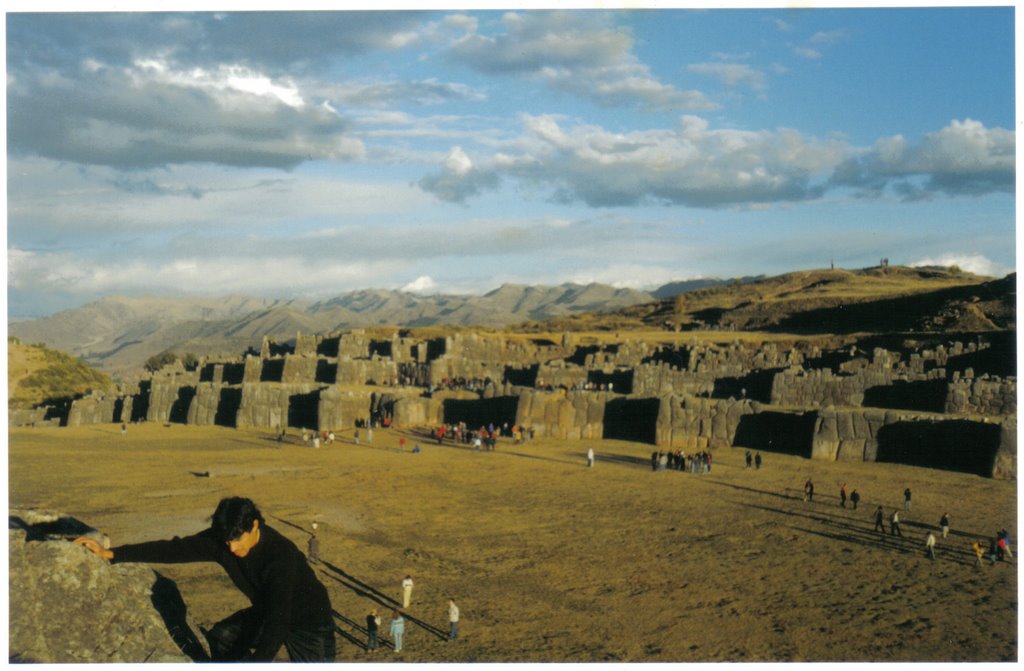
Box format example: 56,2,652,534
9,509,207,663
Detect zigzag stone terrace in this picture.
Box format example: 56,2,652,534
15,330,1016,479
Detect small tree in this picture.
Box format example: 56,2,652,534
181,352,199,371
144,351,179,373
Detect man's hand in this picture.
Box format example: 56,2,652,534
74,537,114,560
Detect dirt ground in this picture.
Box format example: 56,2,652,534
8,422,1017,662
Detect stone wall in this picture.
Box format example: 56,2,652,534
515,389,607,440
811,407,895,463
811,407,1012,479
67,394,118,427
392,395,445,428
336,358,399,386
770,368,897,407
945,376,1017,416
632,362,715,397
189,383,228,426
236,383,320,431
993,417,1016,480
10,407,54,427
318,387,375,430
146,381,195,423
427,358,505,386
657,396,754,449
534,362,589,390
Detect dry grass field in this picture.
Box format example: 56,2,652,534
8,423,1017,662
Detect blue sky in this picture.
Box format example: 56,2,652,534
6,4,1016,317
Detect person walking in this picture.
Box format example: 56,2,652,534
389,610,406,653
973,541,986,568
354,429,360,446
997,530,1013,559
587,447,595,468
890,509,903,537
402,575,414,608
839,483,847,508
803,479,814,502
745,450,752,468
925,532,936,559
754,452,762,470
850,489,860,510
447,598,460,640
903,487,912,512
366,609,381,652
873,506,885,533
940,513,950,539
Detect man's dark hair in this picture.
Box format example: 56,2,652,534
211,497,265,542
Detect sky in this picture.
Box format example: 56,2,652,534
5,4,1017,318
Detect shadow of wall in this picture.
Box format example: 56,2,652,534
876,419,1001,477
603,397,659,444
733,411,817,457
443,396,519,429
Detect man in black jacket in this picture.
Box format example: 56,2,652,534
75,497,335,662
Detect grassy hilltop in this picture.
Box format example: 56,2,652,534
8,338,113,410
514,265,1014,336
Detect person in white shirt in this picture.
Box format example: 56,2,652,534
447,598,460,640
402,575,414,608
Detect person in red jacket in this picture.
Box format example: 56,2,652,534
75,497,335,662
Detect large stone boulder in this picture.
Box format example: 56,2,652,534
9,509,207,663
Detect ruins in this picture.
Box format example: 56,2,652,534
19,329,1016,479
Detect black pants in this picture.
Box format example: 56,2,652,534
205,608,336,662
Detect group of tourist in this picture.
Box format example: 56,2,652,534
650,449,713,473
429,421,535,450
797,481,1015,567
429,377,493,393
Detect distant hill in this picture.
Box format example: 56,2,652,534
649,276,762,300
8,283,659,376
11,268,1012,378
8,338,113,409
528,266,1013,335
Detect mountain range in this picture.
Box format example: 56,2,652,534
9,281,721,377
11,268,1013,380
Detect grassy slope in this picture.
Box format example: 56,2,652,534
514,266,1013,337
9,423,1016,662
8,339,114,409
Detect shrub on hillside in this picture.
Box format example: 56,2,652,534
10,346,112,410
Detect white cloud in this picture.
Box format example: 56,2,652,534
321,77,486,108
687,62,767,91
791,46,821,60
445,11,715,111
402,276,439,293
909,254,1011,277
422,113,846,208
809,30,846,45
420,116,1015,208
563,263,699,290
9,56,364,169
832,119,1015,199
8,246,411,298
